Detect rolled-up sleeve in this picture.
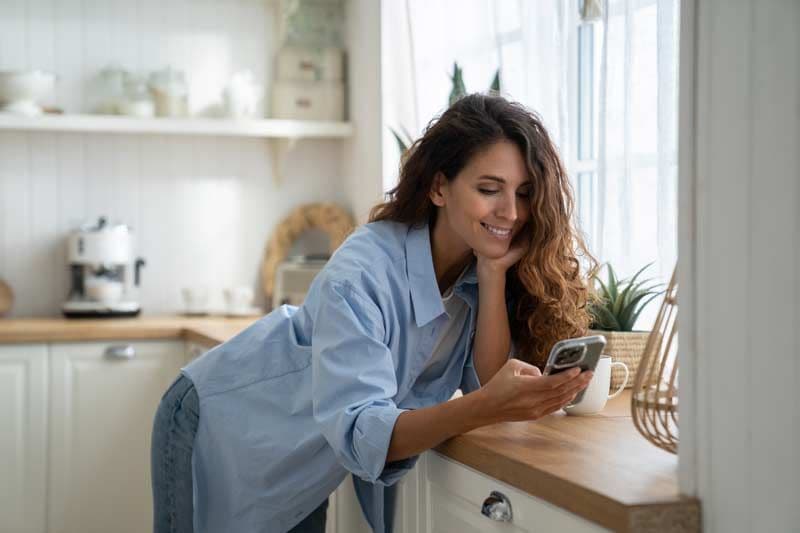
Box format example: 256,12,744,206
311,278,408,485
459,348,482,395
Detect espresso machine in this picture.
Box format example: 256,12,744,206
61,217,146,318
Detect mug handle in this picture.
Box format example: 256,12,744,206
607,362,630,399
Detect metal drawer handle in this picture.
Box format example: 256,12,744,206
105,345,136,359
481,490,513,522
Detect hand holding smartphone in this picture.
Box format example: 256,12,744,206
543,335,606,405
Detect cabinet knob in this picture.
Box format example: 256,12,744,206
104,345,136,359
481,490,513,522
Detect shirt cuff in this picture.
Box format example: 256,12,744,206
377,456,420,486
354,404,408,484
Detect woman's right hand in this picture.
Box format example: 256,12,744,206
476,359,593,423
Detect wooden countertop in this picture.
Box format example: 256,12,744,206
0,316,699,532
0,315,258,345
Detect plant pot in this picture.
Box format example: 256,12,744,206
589,329,651,389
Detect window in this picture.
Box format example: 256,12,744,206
569,0,680,327
383,1,679,307
571,3,603,246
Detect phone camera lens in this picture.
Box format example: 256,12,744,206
557,347,584,365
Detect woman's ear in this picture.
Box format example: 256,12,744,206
429,172,447,207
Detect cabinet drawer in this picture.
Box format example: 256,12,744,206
424,452,609,533
276,46,344,82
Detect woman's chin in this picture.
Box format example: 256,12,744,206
472,242,510,259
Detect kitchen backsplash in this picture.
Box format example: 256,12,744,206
0,0,351,317
0,133,347,317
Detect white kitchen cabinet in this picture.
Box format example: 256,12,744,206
421,452,610,533
324,450,609,533
48,340,184,533
394,455,424,533
185,341,210,364
324,455,427,533
324,476,369,533
0,344,47,533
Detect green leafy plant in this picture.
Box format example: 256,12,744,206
390,62,501,154
588,263,664,332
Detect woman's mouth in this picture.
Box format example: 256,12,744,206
480,222,512,240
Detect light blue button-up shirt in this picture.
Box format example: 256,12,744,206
182,220,485,532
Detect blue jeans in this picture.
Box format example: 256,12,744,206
151,374,328,533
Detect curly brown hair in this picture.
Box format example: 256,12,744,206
370,93,596,368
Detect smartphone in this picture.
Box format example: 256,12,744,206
542,335,607,405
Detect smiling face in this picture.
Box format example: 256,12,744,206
429,140,532,261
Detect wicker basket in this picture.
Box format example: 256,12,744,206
631,267,679,454
588,329,650,389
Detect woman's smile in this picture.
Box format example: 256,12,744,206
480,221,514,240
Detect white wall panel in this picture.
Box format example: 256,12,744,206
0,0,350,317
747,1,799,529
680,0,800,531
343,0,383,223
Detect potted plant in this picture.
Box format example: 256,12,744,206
390,62,501,154
587,263,664,389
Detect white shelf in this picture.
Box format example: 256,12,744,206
0,113,353,139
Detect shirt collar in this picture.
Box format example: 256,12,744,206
405,223,478,327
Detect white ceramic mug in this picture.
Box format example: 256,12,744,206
85,277,123,305
564,355,629,416
182,286,209,315
224,286,254,315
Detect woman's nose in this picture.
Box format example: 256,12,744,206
497,193,518,221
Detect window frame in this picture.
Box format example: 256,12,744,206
568,3,601,242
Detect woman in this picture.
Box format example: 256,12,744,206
151,93,595,533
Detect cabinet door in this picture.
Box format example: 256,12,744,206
394,458,423,533
48,340,183,533
184,341,210,365
422,452,611,533
325,462,422,533
327,476,372,533
0,344,47,533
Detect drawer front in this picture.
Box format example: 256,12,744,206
271,81,345,121
424,452,610,533
48,339,184,533
276,46,344,82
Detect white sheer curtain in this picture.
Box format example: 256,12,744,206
595,0,680,289
381,0,574,193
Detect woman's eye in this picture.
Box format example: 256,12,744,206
478,188,499,195
516,190,532,198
